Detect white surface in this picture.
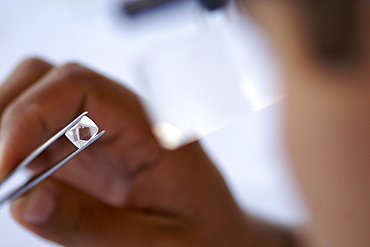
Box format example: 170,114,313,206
0,0,306,246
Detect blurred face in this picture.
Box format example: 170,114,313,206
236,1,370,165
237,2,370,245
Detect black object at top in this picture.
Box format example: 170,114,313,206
199,0,228,10
123,0,228,16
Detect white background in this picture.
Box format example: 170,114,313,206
0,0,306,246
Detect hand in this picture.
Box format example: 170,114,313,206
0,58,161,207
0,58,276,247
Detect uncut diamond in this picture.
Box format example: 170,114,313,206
65,116,99,148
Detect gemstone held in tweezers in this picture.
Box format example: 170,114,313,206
65,116,98,148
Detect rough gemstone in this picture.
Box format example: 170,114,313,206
65,116,99,148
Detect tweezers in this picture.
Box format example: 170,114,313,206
0,111,105,206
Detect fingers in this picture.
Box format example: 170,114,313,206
0,58,53,177
10,179,184,247
9,142,249,247
0,63,88,177
0,57,53,114
1,62,154,164
0,60,162,206
10,180,118,246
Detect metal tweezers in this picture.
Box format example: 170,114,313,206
0,111,105,206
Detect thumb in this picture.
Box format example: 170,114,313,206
10,179,128,247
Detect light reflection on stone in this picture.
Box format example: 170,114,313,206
65,116,98,148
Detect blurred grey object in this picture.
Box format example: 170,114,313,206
122,0,228,16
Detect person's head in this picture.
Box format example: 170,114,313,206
237,0,361,65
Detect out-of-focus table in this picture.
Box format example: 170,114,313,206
0,0,306,246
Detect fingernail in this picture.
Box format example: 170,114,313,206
22,187,56,224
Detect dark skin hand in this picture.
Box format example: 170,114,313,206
0,59,293,247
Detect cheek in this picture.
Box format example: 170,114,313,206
283,68,370,196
